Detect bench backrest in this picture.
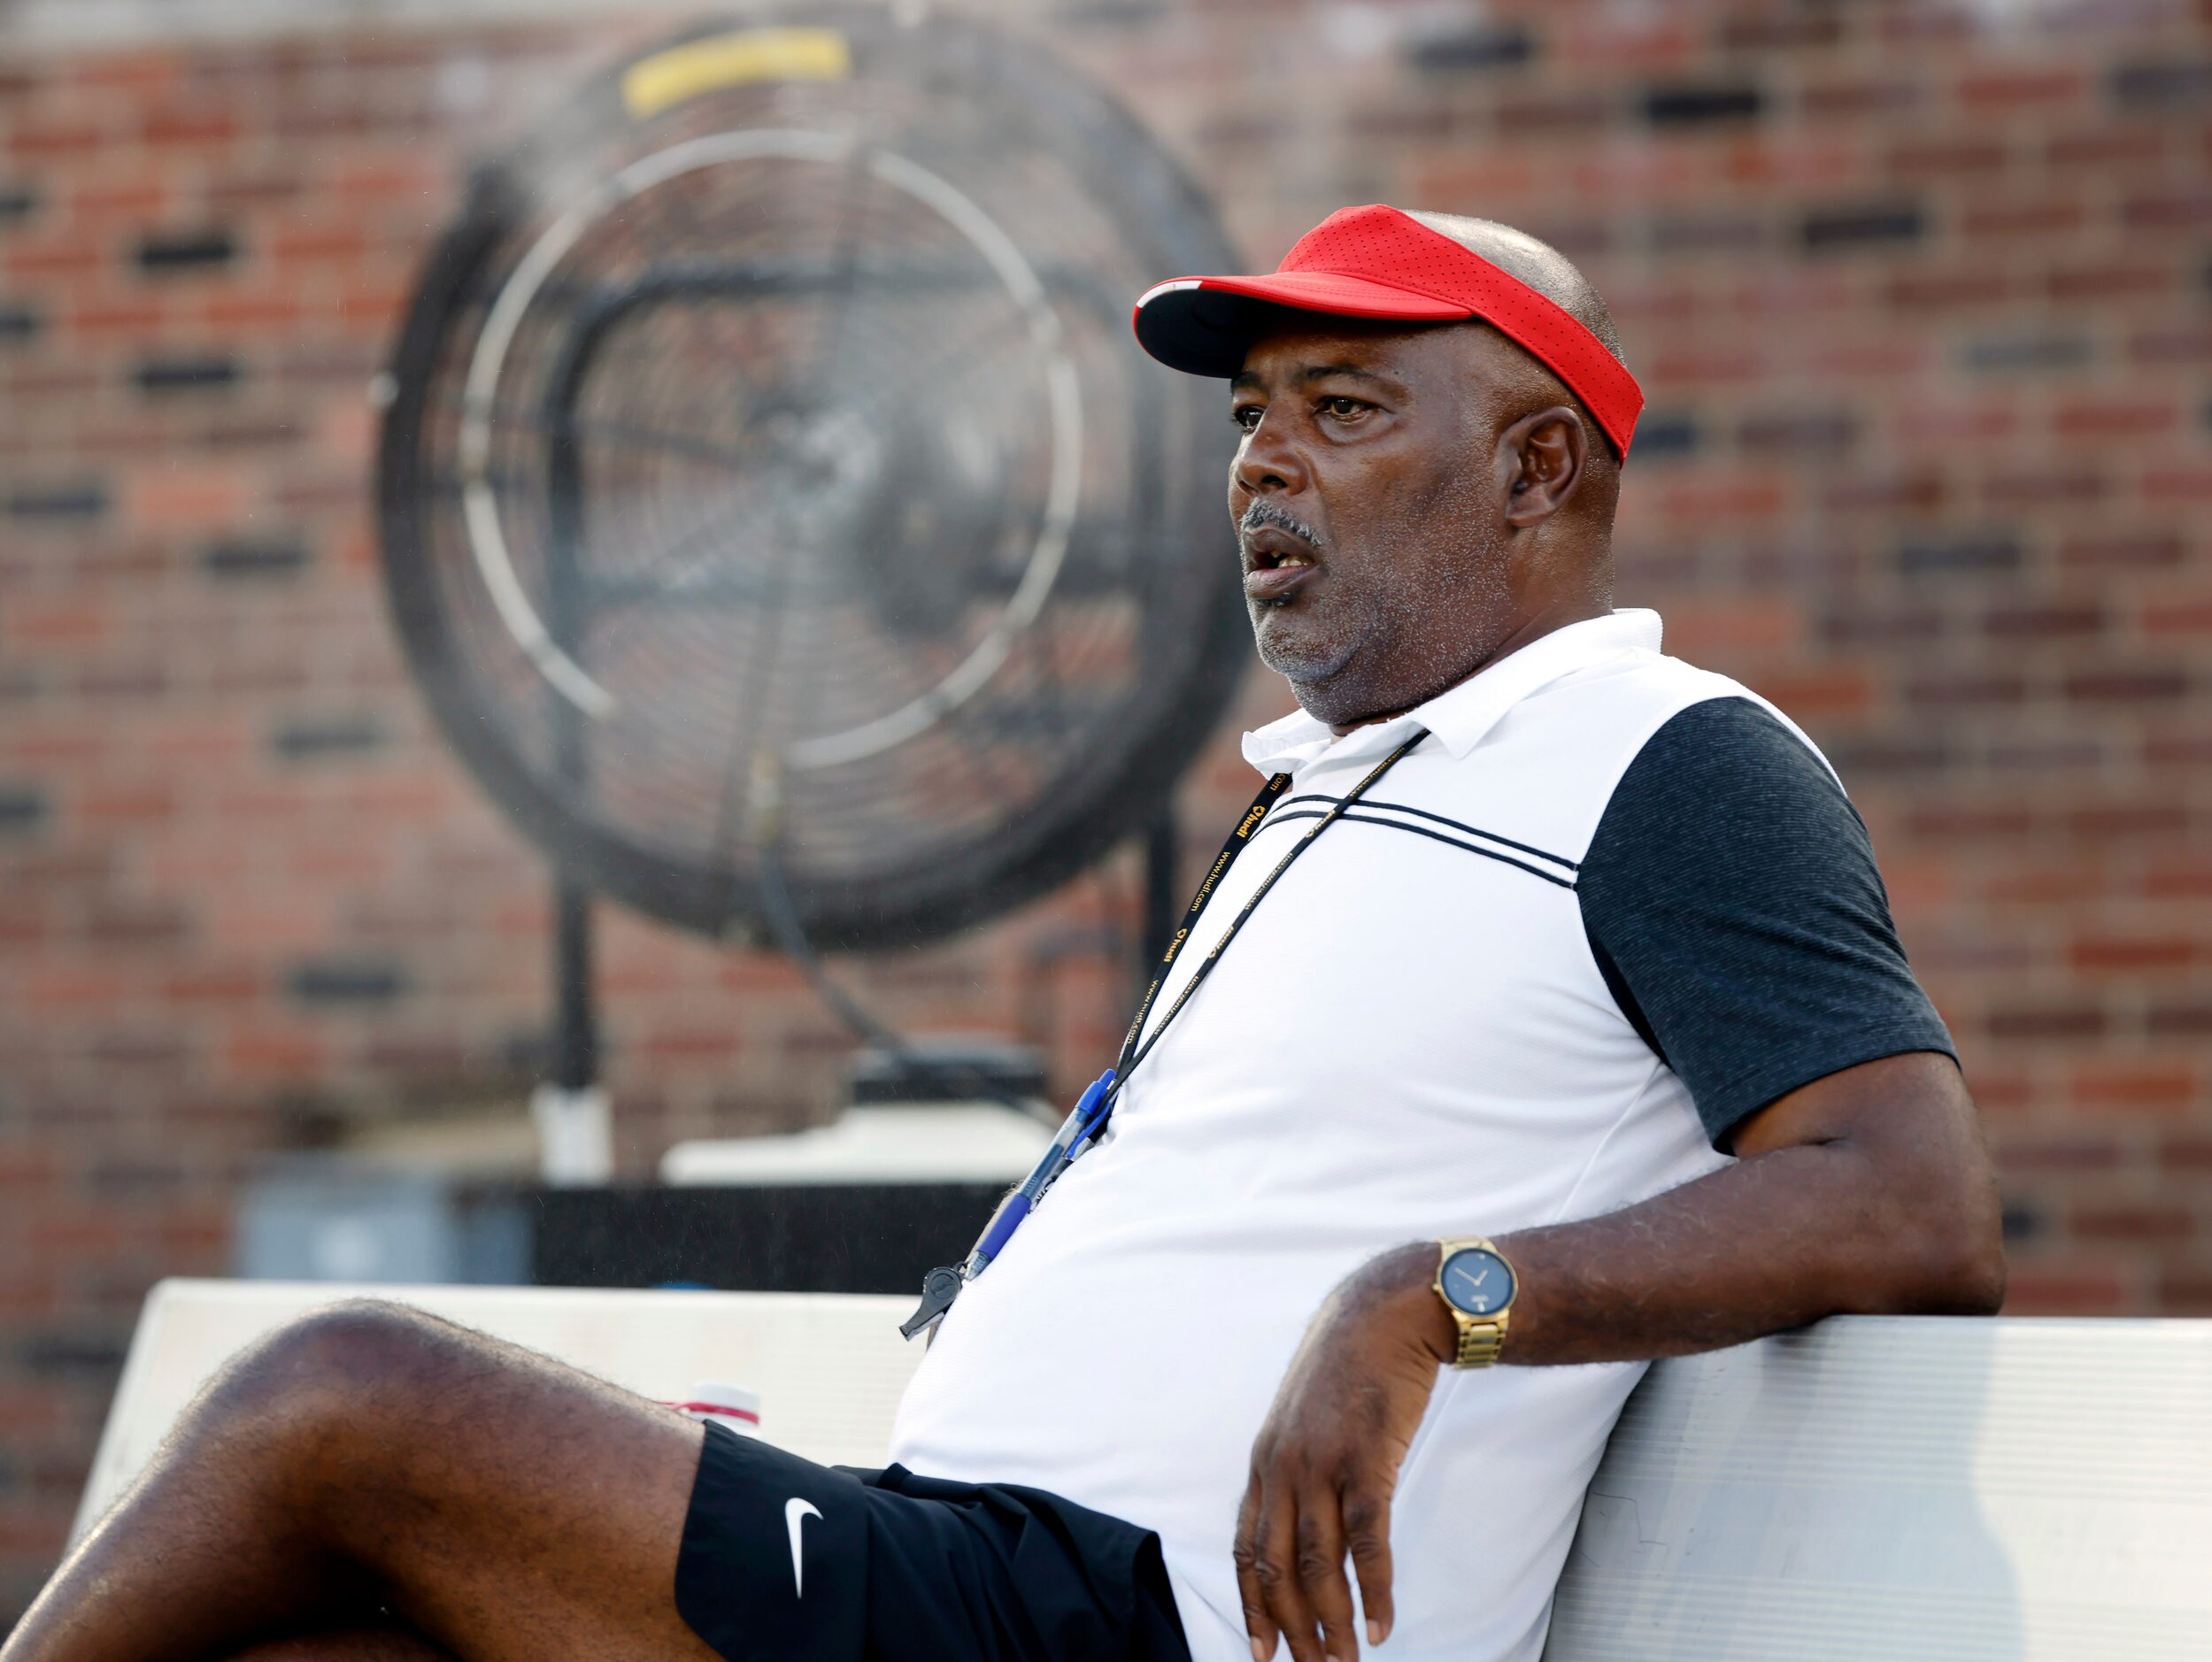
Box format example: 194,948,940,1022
81,1287,2212,1658
1543,1313,2212,1660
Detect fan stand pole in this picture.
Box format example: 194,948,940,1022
1138,805,1180,996
530,876,612,1186
528,329,613,1188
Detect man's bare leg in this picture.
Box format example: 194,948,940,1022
227,1628,454,1660
1,1301,724,1662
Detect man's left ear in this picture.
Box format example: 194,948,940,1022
1502,405,1588,527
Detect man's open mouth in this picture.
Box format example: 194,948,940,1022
1242,526,1322,602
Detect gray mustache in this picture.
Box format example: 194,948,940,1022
1239,500,1322,550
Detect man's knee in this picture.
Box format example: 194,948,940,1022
206,1299,473,1443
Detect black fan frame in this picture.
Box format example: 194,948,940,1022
376,5,1252,951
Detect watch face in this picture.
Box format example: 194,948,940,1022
1440,1248,1514,1317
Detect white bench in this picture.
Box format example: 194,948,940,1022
78,1285,2212,1658
1545,1314,2212,1660
73,1280,924,1540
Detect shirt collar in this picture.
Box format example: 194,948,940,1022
1240,608,1665,773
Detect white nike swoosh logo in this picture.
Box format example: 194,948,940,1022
784,1497,821,1598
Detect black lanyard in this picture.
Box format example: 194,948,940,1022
899,726,1430,1338
1108,723,1431,1101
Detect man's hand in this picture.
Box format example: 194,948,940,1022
1235,1243,1450,1662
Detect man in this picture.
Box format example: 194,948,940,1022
4,205,2002,1662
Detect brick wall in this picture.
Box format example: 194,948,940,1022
4,0,2210,1622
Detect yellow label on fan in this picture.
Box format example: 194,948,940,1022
622,27,852,117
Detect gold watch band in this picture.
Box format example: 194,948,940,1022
1453,1318,1507,1369
1434,1236,1514,1370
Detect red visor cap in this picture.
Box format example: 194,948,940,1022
1133,204,1642,458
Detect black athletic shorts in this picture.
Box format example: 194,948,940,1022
676,1421,1192,1662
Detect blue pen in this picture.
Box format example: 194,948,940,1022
959,1067,1116,1282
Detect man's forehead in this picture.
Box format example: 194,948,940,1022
1231,316,1496,388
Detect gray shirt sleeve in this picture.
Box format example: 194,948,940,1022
1576,696,1956,1150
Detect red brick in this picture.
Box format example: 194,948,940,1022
1823,468,1946,512
8,119,108,158
1991,1140,2123,1175
2000,1266,2131,1315
2072,935,2200,972
1906,673,2025,709
66,180,173,224
266,222,374,266
1879,9,1977,43
1807,339,1930,380
1984,466,2106,506
4,602,110,650
139,105,237,147
1885,270,2010,311
1894,399,2021,442
636,1027,746,1064
1908,804,2037,842
2154,1268,2212,1317
61,294,168,339
2045,127,2167,170
123,466,251,529
1555,14,1696,70
1957,65,2088,111
2122,187,2212,230
1983,601,2104,638
1748,668,1870,720
2046,262,2174,303
22,969,129,1012
1800,77,1920,118
1980,863,2102,904
2145,859,2212,897
220,1025,329,1078
2127,327,2212,365
2142,598,2212,636
2071,1065,2203,1113
2144,466,2212,504
2071,803,2190,841
2063,668,2188,704
2072,1207,2194,1243
2158,1134,2212,1166
2053,397,2177,438
2059,531,2183,569
1985,1004,2107,1040
4,237,108,281
160,966,262,1006
1884,136,2009,179
1959,196,2085,241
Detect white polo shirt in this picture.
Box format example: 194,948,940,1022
890,609,1951,1662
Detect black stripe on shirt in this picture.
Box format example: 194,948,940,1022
1260,808,1579,889
1275,793,1580,872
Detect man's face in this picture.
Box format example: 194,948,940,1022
1228,319,1517,728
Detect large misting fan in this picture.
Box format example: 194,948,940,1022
374,7,1250,1169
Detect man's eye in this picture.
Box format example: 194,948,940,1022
1319,396,1368,420
1231,404,1262,432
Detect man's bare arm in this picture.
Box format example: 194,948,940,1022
1234,1050,2005,1662
1486,1049,2004,1362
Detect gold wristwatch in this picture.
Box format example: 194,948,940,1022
1433,1237,1517,1369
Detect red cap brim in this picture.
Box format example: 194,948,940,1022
1132,272,1470,378
1129,204,1644,457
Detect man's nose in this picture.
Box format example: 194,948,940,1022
1232,411,1310,498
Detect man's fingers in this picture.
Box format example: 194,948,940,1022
1291,1488,1361,1662
1233,1475,1279,1661
1250,1483,1328,1662
1343,1483,1396,1646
